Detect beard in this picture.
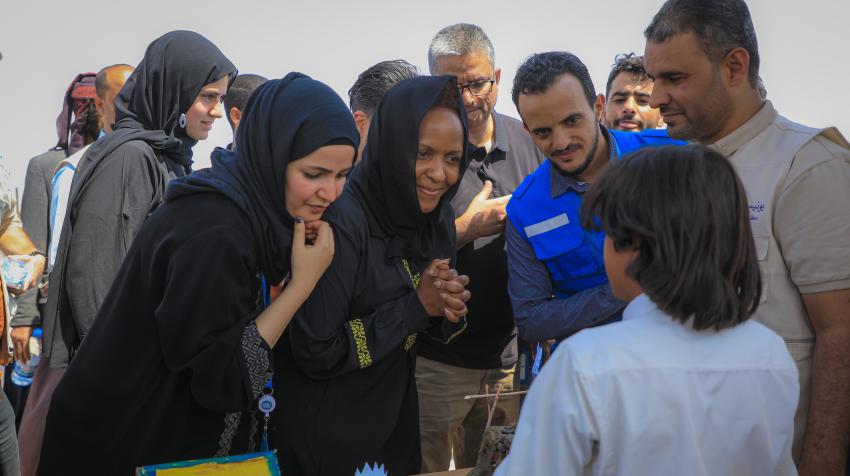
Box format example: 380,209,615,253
663,70,733,142
552,124,601,178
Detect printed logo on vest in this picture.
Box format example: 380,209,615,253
748,200,766,222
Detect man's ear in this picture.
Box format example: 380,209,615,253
722,47,751,88
229,107,242,129
595,94,607,124
495,67,502,84
353,110,370,138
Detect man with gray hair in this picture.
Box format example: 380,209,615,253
416,22,545,473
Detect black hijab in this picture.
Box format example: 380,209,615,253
77,30,236,184
346,75,471,263
166,73,359,284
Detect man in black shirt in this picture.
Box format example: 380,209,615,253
416,23,545,473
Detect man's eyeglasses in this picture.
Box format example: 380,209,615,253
458,79,496,97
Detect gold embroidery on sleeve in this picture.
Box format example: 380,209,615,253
348,319,372,368
401,258,421,288
404,334,417,351
401,258,421,352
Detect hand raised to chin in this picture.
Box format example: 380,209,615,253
304,220,320,243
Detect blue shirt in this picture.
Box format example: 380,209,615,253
507,127,684,343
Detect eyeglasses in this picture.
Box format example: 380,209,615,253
458,79,496,97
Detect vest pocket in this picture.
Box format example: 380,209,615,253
528,226,598,282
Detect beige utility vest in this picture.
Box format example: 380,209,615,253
721,114,850,459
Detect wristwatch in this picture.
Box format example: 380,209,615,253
28,250,46,258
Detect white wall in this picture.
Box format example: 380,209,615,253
1,0,847,191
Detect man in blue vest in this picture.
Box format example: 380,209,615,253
506,51,684,345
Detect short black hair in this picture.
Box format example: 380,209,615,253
95,64,134,98
581,145,761,330
512,51,596,112
645,0,760,88
605,53,649,97
349,59,419,116
224,74,268,128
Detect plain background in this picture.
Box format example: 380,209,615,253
1,0,848,192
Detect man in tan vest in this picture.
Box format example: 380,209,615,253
644,1,850,474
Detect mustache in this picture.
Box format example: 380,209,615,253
659,104,684,116
551,143,581,156
614,114,644,127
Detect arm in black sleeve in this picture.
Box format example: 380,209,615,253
154,222,271,413
288,226,432,379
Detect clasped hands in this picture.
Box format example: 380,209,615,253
416,259,471,323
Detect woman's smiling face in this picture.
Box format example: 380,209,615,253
184,75,229,140
415,106,464,214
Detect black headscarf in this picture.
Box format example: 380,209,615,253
346,75,471,263
166,73,359,284
77,30,236,183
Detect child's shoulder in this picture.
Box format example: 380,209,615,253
731,320,797,366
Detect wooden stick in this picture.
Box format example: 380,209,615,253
483,384,503,431
464,390,528,400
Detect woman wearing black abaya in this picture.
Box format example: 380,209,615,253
272,76,473,476
43,30,237,374
27,31,236,474
39,73,359,474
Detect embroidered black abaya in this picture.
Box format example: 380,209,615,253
38,74,359,475
272,76,472,476
42,30,237,369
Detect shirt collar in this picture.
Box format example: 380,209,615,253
549,125,615,198
708,100,777,157
622,293,659,321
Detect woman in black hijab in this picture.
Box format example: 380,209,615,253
39,73,359,474
272,75,473,476
43,30,237,375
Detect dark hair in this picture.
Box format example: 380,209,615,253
95,64,134,98
223,74,268,127
349,59,419,116
605,53,649,96
645,0,760,88
512,51,595,111
580,145,761,330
